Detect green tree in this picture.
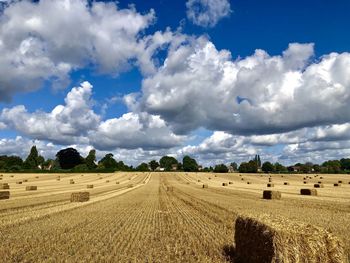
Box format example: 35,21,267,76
24,146,42,169
148,160,159,171
159,156,178,171
254,154,261,168
214,164,228,173
136,162,149,171
98,153,118,170
230,162,238,171
56,148,83,170
182,155,198,172
322,160,341,173
262,161,274,173
274,162,287,173
340,158,350,170
239,160,258,173
85,149,97,170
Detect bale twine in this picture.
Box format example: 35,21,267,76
0,191,10,200
267,183,274,187
334,183,341,187
70,192,90,202
26,186,37,191
167,186,174,192
87,185,94,189
263,190,281,200
0,183,10,189
300,189,317,196
202,184,208,189
283,182,290,185
234,214,347,263
314,183,324,188
222,183,228,186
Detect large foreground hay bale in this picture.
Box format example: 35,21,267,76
87,184,94,189
0,191,10,200
314,183,324,188
70,192,89,202
300,189,317,196
0,183,9,189
26,186,37,191
234,215,347,263
202,184,208,188
263,190,281,200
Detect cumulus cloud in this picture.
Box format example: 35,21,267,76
0,0,174,100
139,38,350,136
186,0,231,28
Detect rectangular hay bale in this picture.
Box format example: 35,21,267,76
334,183,341,187
0,191,10,200
87,185,94,189
314,183,324,188
267,183,274,187
300,188,317,196
167,186,174,192
202,184,208,188
263,190,281,200
283,182,290,185
70,192,90,202
222,183,228,186
26,186,37,191
234,215,347,263
0,183,9,189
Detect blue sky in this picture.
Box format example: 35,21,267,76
0,0,350,166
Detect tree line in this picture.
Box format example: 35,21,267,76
0,147,349,174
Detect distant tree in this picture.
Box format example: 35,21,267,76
239,160,258,173
177,162,183,171
274,162,287,173
262,161,274,173
98,153,117,170
214,164,228,173
230,162,238,171
254,155,261,168
85,149,97,170
72,164,89,172
24,146,43,169
159,156,178,171
0,155,23,171
149,160,159,171
136,162,149,172
322,160,341,173
312,164,321,172
340,158,350,170
56,148,83,170
182,155,198,172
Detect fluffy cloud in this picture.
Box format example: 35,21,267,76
186,0,231,28
0,0,165,100
140,38,350,136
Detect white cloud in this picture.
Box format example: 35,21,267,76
0,0,164,100
139,38,350,136
186,0,231,28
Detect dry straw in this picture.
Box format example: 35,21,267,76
234,214,348,263
263,190,281,200
26,186,37,191
70,192,90,202
300,189,317,196
0,191,10,200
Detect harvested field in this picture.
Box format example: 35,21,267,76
0,172,349,262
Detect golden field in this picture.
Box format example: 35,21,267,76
0,172,349,262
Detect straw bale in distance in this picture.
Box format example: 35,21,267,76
202,184,208,188
23,179,28,182
263,190,281,200
166,186,174,192
334,183,341,187
320,176,323,179
229,181,233,184
70,192,90,202
314,183,324,188
16,181,22,184
26,186,37,191
116,181,120,184
0,183,9,189
197,179,201,182
338,180,342,183
283,182,289,185
70,181,75,184
267,183,274,187
300,189,317,196
0,191,10,200
222,183,228,186
234,214,347,263
87,185,94,189
127,184,133,188
247,182,251,184
106,180,110,183
268,178,272,182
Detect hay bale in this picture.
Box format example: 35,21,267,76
263,190,281,200
197,179,201,182
186,182,190,184
0,183,9,189
70,180,75,184
229,181,233,184
283,182,290,185
70,192,89,202
87,184,94,189
300,189,317,196
202,184,208,188
314,183,324,188
127,184,134,188
116,181,120,184
23,179,28,182
334,183,341,187
35,176,39,179
16,181,22,184
105,180,110,183
222,183,228,186
268,178,272,182
320,176,323,179
0,191,10,200
303,181,307,184
10,175,14,178
247,182,252,185
166,186,174,192
318,181,322,184
267,183,274,187
338,180,342,184
26,186,37,191
208,177,212,180
234,214,347,263
57,178,60,181
241,178,244,181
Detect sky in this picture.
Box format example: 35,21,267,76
0,0,350,166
